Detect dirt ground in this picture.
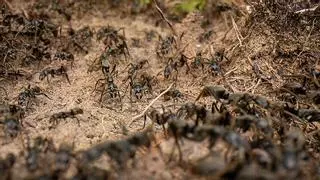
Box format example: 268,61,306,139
0,0,320,179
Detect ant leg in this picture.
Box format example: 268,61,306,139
129,86,133,111
99,86,106,104
25,99,30,110
64,73,71,84
93,79,104,93
168,142,176,163
185,62,191,74
168,133,181,162
162,124,167,138
74,117,80,127
161,104,165,112
141,114,147,130
0,86,8,99
39,93,52,100
117,90,123,111
176,137,183,162
174,68,179,82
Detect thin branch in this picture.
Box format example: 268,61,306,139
128,83,174,127
152,0,177,37
295,5,319,14
230,15,243,46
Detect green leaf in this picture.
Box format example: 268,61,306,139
139,0,151,6
175,0,206,13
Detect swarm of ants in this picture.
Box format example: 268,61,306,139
0,0,320,179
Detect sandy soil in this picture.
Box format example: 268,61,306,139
1,1,319,179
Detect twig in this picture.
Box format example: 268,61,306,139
298,18,316,57
251,78,261,94
152,0,177,37
4,0,14,11
128,83,174,127
230,15,243,46
295,5,319,14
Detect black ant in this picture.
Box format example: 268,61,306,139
190,52,206,71
54,143,75,172
88,47,117,76
24,136,55,172
0,68,27,80
198,30,215,43
162,88,183,103
177,102,207,126
160,55,190,81
142,106,176,136
0,153,15,179
53,51,74,67
49,108,83,127
122,59,149,83
195,85,230,102
81,128,154,169
0,104,24,125
127,72,154,101
156,36,175,59
93,74,122,106
97,26,130,60
39,66,71,84
69,26,93,54
167,116,195,162
18,85,51,109
1,116,21,138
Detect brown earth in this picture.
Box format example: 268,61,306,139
0,0,319,179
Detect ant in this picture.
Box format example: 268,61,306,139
81,128,154,169
235,114,272,135
198,30,215,43
97,26,130,60
0,116,21,138
177,102,208,126
0,153,15,180
190,52,206,71
142,106,176,136
88,47,117,75
167,116,195,162
195,85,230,102
190,50,228,77
24,136,55,172
0,69,27,80
162,88,184,103
206,49,229,76
18,85,51,109
49,108,84,127
39,66,71,84
69,26,93,54
160,55,190,81
93,74,122,106
96,25,124,46
122,59,149,83
53,51,74,67
54,143,75,172
127,72,154,101
0,104,24,121
156,36,175,59
144,30,158,42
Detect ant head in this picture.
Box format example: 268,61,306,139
164,66,171,79
107,76,114,83
6,153,16,166
39,73,46,81
73,108,84,114
33,86,41,93
134,86,143,100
